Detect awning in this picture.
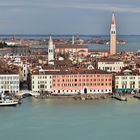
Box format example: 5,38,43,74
115,88,134,91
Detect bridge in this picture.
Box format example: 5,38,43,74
16,90,40,97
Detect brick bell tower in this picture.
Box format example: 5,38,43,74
110,13,116,55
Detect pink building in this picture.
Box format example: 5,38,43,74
52,70,112,94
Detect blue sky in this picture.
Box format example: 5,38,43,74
0,0,140,35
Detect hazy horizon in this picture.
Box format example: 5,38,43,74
0,34,140,36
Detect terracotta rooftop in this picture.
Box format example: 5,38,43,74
32,68,112,75
116,69,140,76
89,50,109,53
0,63,20,74
98,58,122,62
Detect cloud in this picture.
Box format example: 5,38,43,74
38,3,140,14
0,1,140,14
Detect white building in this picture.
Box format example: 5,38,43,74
48,36,55,65
0,74,19,93
31,69,52,93
115,69,140,92
98,59,125,72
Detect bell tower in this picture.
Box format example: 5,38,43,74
48,36,55,65
110,13,116,55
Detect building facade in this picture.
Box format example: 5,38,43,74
31,70,52,93
98,59,124,72
0,74,19,93
52,71,112,94
31,69,112,94
115,70,140,92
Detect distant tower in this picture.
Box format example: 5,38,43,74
72,36,75,45
48,36,55,65
110,13,117,55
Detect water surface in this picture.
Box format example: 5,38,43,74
0,98,140,140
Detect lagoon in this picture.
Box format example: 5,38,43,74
0,98,140,140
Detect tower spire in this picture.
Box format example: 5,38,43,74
112,12,116,25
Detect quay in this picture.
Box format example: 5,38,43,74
133,93,140,99
74,94,108,101
34,94,110,101
112,94,127,101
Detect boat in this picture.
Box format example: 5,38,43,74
0,93,18,106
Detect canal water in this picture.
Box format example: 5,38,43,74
0,98,140,140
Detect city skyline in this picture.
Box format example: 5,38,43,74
0,0,140,35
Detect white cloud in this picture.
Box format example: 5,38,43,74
0,1,140,14
42,3,140,14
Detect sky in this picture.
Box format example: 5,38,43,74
0,0,140,35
